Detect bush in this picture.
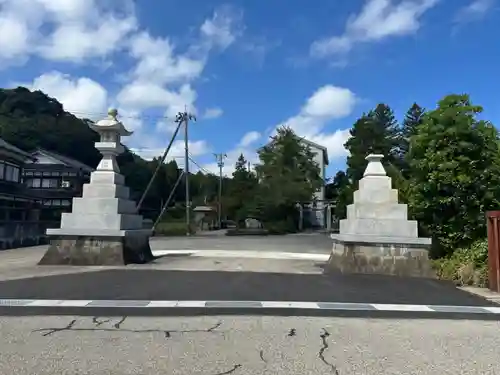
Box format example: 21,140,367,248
154,221,196,236
265,218,297,235
226,228,269,236
432,239,488,287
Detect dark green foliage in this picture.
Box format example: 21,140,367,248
345,104,400,185
250,126,323,230
325,171,351,219
226,154,258,220
408,94,500,257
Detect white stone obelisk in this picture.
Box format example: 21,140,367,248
327,153,433,277
40,109,153,265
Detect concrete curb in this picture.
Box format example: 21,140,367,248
1,299,500,314
458,286,500,305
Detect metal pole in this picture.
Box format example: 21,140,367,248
136,119,182,211
218,158,222,228
184,113,190,236
214,153,226,228
152,171,185,231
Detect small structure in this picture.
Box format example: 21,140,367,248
39,109,153,265
327,154,433,277
193,205,216,231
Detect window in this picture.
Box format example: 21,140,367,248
41,178,59,188
12,167,19,182
51,171,60,176
31,178,41,188
5,165,14,181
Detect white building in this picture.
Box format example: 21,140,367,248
299,138,329,228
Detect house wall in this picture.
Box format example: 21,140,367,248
300,141,327,228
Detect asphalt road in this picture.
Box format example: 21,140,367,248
150,233,333,253
1,315,500,374
0,269,493,307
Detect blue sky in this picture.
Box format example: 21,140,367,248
0,0,498,178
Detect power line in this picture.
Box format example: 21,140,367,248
214,153,227,228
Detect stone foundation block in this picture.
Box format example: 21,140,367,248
326,239,436,278
39,233,154,266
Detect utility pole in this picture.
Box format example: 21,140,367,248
214,153,227,228
175,110,196,236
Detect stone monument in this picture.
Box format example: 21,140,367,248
39,109,154,266
326,154,434,277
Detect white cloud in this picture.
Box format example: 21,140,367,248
238,131,261,147
2,3,244,165
0,0,137,65
28,71,108,120
200,5,244,50
200,85,356,176
127,31,205,85
311,0,439,58
278,85,356,160
454,0,494,24
202,107,224,119
115,5,243,156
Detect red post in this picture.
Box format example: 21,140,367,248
487,211,500,292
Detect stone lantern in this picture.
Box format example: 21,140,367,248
89,108,131,173
40,109,153,266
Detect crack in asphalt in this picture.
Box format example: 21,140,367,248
259,349,267,363
215,364,242,375
33,318,223,339
319,328,340,374
92,317,112,327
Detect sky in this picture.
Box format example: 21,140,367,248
0,0,498,178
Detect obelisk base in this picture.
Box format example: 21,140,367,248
325,234,435,278
39,229,153,266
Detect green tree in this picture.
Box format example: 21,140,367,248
252,126,322,229
345,103,399,185
399,103,425,177
325,170,352,219
227,154,257,221
408,94,500,257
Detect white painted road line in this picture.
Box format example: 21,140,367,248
1,299,499,315
371,304,434,312
152,250,330,261
260,301,321,309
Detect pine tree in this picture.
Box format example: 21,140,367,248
401,103,425,157
345,103,399,185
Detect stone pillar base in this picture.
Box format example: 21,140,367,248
326,234,435,278
39,231,153,266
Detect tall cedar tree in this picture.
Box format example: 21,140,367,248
408,94,500,257
345,103,399,185
227,154,257,220
399,103,425,178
